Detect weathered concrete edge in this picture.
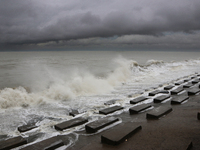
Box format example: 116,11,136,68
18,124,38,133
171,96,189,104
153,95,170,103
129,104,152,114
85,117,120,133
146,108,173,119
54,118,88,131
0,136,27,150
99,106,124,115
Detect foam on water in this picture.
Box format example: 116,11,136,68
0,54,200,139
0,57,134,109
0,57,200,109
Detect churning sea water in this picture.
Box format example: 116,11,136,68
0,50,200,146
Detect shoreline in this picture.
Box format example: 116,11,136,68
68,75,200,150
1,74,200,149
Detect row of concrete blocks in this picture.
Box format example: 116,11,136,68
0,106,190,149
1,76,199,149
0,102,191,149
0,104,193,150
0,106,172,150
101,76,199,147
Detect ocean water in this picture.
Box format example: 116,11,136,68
0,50,200,147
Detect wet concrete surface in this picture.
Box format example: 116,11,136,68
1,79,200,150
68,94,200,150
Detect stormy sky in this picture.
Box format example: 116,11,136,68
0,0,200,51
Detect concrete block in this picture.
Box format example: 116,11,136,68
128,93,144,98
69,110,79,117
20,136,64,150
159,90,169,94
18,123,38,133
171,95,189,104
129,104,152,114
85,117,119,133
104,99,119,105
183,82,194,88
187,142,193,150
101,123,142,145
164,85,174,90
188,87,200,95
0,136,27,150
99,106,123,115
130,96,148,104
184,78,191,82
191,76,197,79
148,90,160,96
171,87,184,95
154,95,170,103
54,117,88,131
146,106,173,119
197,112,200,120
191,79,199,84
175,81,184,85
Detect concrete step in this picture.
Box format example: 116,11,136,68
148,90,160,96
18,123,38,133
164,85,174,90
191,75,197,79
197,112,200,120
129,104,152,114
159,90,170,94
153,95,170,103
184,78,191,82
104,99,119,105
171,95,189,104
191,79,199,84
174,81,184,85
99,106,123,115
146,106,173,119
69,109,80,117
0,136,27,150
54,117,88,131
85,117,119,133
187,87,200,95
183,82,194,88
171,86,184,95
20,136,64,150
101,123,142,145
130,96,148,104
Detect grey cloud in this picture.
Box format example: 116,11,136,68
0,0,200,49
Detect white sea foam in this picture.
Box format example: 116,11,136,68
0,57,200,110
146,59,164,66
0,57,134,109
0,52,200,141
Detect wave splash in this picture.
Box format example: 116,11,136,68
0,57,199,109
0,57,136,108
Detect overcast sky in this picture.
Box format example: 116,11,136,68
0,0,200,51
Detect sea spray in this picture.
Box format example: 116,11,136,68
42,57,135,100
0,87,33,108
0,57,200,109
0,57,136,109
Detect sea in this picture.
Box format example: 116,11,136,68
0,50,200,148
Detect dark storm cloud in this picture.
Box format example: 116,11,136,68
0,0,200,49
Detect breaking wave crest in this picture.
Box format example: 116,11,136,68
0,57,136,108
0,57,200,109
146,59,164,66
